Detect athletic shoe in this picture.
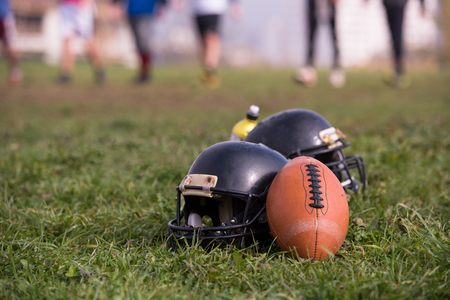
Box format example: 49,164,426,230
135,74,151,85
57,74,72,85
201,69,221,89
383,72,411,89
8,68,22,85
293,66,317,87
95,70,106,85
329,68,346,88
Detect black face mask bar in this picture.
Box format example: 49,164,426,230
168,185,269,250
284,139,366,193
324,151,367,193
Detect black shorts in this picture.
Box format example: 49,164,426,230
128,16,153,53
0,19,7,42
195,14,221,38
383,0,408,9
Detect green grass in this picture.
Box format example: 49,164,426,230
0,61,449,299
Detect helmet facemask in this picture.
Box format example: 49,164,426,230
316,148,367,193
168,175,270,249
284,127,366,193
168,141,288,250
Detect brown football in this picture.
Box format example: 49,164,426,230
267,156,349,260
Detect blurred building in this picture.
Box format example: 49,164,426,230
9,0,442,69
10,0,135,65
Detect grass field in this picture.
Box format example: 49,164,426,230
0,61,449,299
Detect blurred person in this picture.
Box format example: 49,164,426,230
58,0,105,84
110,0,167,84
295,0,345,88
174,0,242,89
379,0,425,88
0,0,22,85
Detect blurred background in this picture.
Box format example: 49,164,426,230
7,0,450,71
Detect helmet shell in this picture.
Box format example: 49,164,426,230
244,109,367,193
168,141,289,248
188,141,288,196
245,109,333,158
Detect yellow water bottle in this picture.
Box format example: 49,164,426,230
230,105,260,141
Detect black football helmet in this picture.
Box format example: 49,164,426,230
244,108,367,193
168,141,288,249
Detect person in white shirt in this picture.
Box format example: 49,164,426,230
175,0,241,88
58,0,105,84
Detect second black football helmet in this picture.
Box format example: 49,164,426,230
168,141,288,249
244,108,367,193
